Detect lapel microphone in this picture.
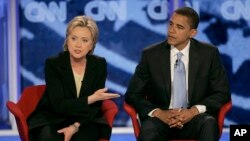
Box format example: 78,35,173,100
174,59,179,68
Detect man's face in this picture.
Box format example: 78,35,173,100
167,13,197,50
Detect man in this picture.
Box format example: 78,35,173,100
125,7,230,141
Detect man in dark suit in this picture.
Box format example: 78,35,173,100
125,7,231,141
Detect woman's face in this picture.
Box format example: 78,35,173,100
67,26,93,61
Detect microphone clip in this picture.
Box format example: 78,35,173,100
174,59,179,68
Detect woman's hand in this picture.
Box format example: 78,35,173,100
88,88,120,104
57,125,78,141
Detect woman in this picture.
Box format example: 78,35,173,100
28,15,120,141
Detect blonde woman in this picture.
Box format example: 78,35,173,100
28,16,119,141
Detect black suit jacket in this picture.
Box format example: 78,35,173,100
28,51,107,130
125,39,231,120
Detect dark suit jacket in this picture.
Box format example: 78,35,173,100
125,39,231,120
28,51,107,130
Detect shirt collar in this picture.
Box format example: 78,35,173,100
170,41,190,58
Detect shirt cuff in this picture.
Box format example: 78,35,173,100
148,108,160,117
194,105,206,113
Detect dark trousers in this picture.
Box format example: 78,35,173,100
138,113,219,141
29,122,111,141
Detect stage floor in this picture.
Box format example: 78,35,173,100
0,132,229,141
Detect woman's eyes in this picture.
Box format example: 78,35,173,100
71,37,89,42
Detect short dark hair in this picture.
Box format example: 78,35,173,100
174,7,199,29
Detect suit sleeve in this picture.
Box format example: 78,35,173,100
198,48,231,114
125,51,159,118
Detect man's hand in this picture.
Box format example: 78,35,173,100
168,108,184,129
152,107,199,129
171,107,199,128
152,109,183,128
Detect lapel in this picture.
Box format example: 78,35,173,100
58,53,97,97
188,39,200,101
58,52,77,96
79,55,96,97
160,42,171,98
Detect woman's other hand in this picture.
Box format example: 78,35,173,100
57,125,77,141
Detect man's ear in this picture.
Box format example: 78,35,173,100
190,29,197,38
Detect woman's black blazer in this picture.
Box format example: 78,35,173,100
28,51,107,130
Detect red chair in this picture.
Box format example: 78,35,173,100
124,101,232,141
6,85,118,141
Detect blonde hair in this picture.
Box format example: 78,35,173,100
63,15,99,54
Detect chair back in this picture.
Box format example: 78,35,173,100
218,100,232,137
6,85,46,141
17,85,46,119
102,100,119,127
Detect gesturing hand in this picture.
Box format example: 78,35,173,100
88,88,120,104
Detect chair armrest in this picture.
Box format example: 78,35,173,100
123,102,140,138
6,101,29,141
218,100,232,137
101,100,118,127
98,139,108,141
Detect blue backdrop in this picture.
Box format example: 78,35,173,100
1,0,250,129
0,0,9,129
